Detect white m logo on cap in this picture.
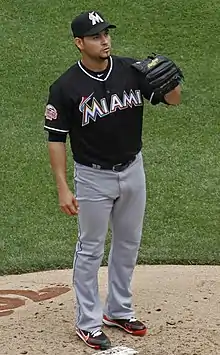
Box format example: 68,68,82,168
89,11,104,25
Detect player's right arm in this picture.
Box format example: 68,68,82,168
44,82,79,216
48,140,79,216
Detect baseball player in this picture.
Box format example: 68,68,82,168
44,10,183,351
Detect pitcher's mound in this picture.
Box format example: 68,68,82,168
0,265,219,355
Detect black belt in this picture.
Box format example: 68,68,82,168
79,156,136,172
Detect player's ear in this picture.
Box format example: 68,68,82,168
74,37,83,52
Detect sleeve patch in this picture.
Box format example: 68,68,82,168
45,104,58,120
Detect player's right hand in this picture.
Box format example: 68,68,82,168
58,188,79,216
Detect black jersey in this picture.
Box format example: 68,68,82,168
44,55,158,166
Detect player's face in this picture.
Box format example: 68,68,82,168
76,29,111,60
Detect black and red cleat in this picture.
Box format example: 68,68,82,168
103,315,147,336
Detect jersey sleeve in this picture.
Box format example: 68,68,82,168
136,71,161,105
44,82,70,134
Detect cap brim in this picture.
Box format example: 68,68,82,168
84,23,116,36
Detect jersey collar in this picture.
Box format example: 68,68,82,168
77,56,113,81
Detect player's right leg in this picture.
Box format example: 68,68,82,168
73,163,119,349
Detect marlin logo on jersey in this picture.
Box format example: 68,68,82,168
79,90,143,126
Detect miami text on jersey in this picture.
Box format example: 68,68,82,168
79,89,143,126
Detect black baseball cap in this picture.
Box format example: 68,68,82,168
71,11,116,38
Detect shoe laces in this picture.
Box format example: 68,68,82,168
129,317,137,322
91,329,102,337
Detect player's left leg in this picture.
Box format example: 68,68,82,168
103,152,147,335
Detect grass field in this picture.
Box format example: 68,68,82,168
1,0,220,275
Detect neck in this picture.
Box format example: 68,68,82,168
81,56,109,72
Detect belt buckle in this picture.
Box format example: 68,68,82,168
113,162,130,172
112,163,124,172
112,156,135,172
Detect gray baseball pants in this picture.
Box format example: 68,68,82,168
73,152,146,332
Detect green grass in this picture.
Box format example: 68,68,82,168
1,0,220,275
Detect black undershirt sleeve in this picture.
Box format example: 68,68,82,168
48,131,67,143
